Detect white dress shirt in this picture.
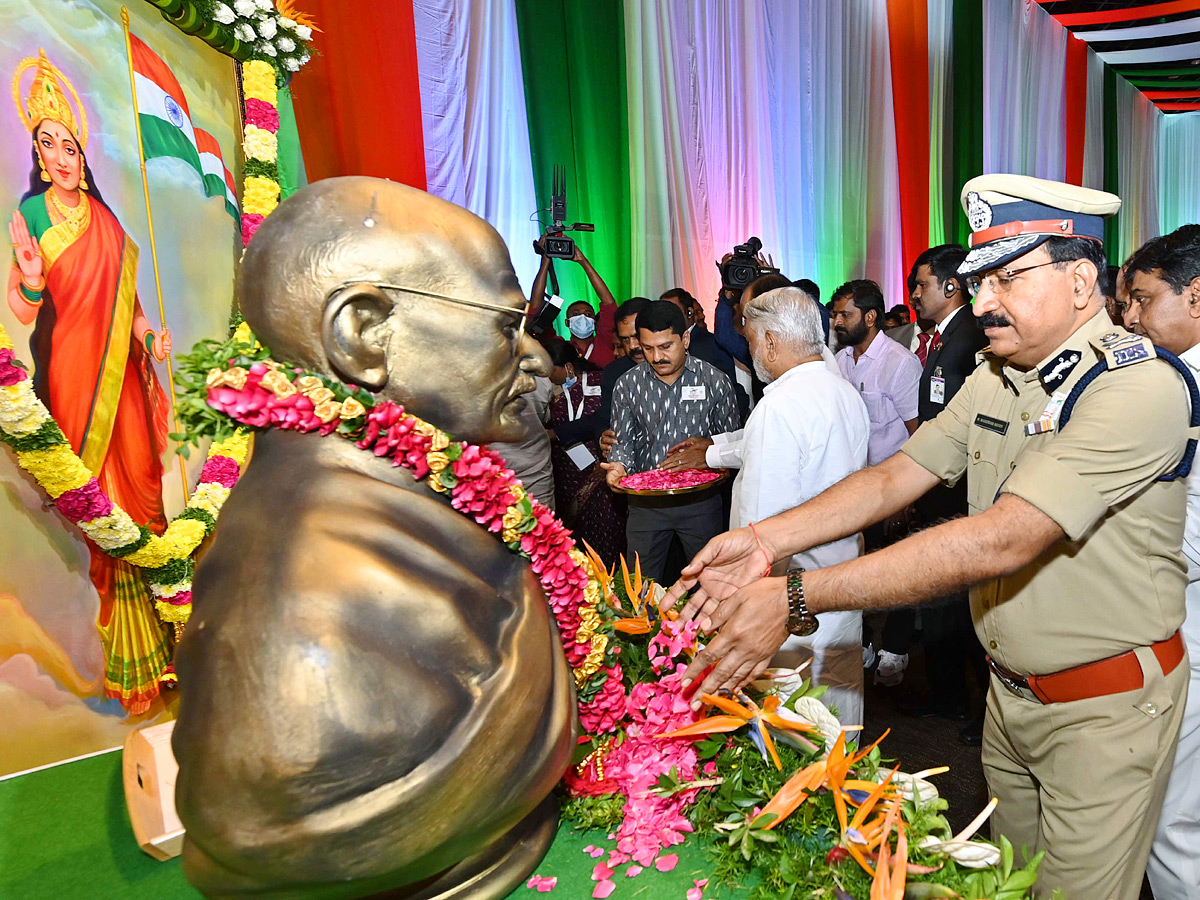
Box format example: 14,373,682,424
836,331,922,466
1148,341,1200,900
728,360,871,726
705,345,841,470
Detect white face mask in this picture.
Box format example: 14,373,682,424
567,314,596,339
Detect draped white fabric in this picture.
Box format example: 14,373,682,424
1114,75,1162,258
983,0,1068,180
1083,46,1105,191
1159,114,1200,237
624,0,905,311
413,0,540,292
928,0,954,246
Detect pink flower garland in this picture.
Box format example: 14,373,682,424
206,364,604,703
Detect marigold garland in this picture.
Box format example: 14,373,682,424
239,59,283,244
0,322,248,625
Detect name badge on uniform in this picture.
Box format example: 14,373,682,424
974,414,1008,435
930,366,946,405
583,383,602,397
682,385,706,401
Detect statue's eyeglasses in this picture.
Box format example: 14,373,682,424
328,281,528,344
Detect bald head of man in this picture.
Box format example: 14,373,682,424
238,176,550,443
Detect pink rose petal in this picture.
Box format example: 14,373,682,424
593,879,616,899
583,845,595,854
655,854,679,872
589,847,605,858
536,876,557,892
693,880,709,889
626,865,643,877
687,889,702,900
592,862,614,881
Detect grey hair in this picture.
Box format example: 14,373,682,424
742,286,825,358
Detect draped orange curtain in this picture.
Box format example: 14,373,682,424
886,0,929,280
288,0,427,188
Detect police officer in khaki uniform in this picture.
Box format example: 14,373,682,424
665,174,1196,900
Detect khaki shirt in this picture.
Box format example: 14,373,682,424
902,309,1190,674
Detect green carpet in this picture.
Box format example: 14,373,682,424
0,751,737,900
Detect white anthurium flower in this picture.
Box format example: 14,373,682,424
874,765,947,804
234,0,257,17
775,695,842,751
916,838,1002,869
212,3,236,24
256,16,277,39
917,797,1002,868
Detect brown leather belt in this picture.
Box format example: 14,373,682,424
987,630,1186,704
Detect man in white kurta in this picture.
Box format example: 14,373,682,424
733,287,871,725
1120,227,1200,900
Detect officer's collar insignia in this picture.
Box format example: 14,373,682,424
1039,350,1081,390
967,191,993,232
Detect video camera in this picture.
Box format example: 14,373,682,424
719,236,776,293
534,165,594,260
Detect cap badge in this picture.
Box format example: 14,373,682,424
967,191,993,232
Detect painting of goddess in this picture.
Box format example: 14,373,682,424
7,50,172,714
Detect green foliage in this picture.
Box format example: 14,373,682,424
560,792,626,833
0,418,67,453
174,505,217,536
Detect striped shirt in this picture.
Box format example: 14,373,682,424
609,355,740,473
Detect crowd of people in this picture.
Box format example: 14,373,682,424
488,174,1199,900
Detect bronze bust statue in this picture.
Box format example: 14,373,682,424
172,177,574,900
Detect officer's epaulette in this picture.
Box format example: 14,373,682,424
1088,330,1157,369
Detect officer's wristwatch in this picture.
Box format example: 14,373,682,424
784,567,818,636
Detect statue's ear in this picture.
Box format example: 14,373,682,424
322,283,393,391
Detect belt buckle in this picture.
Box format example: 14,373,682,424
989,658,1040,703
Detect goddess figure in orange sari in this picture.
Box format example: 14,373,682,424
8,51,173,714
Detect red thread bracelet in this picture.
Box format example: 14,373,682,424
748,521,772,579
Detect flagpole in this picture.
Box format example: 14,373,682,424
121,6,189,501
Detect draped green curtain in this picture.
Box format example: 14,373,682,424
513,0,631,309
275,83,308,200
948,0,983,249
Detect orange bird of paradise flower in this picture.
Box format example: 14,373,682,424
750,728,893,832
656,692,819,770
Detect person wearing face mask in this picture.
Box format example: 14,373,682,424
545,339,625,564
529,234,618,366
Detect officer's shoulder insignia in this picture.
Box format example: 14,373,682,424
1089,332,1156,369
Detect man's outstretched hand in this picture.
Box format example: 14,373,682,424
663,526,774,626
679,575,790,707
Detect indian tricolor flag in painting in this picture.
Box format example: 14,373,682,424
195,127,239,219
129,32,238,218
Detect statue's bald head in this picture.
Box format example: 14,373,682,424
236,177,548,443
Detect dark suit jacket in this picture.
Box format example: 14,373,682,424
687,325,749,421
915,306,988,523
552,355,636,446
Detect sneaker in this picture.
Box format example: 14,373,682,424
862,643,878,669
874,651,909,687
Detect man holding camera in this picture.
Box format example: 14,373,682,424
529,234,618,366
